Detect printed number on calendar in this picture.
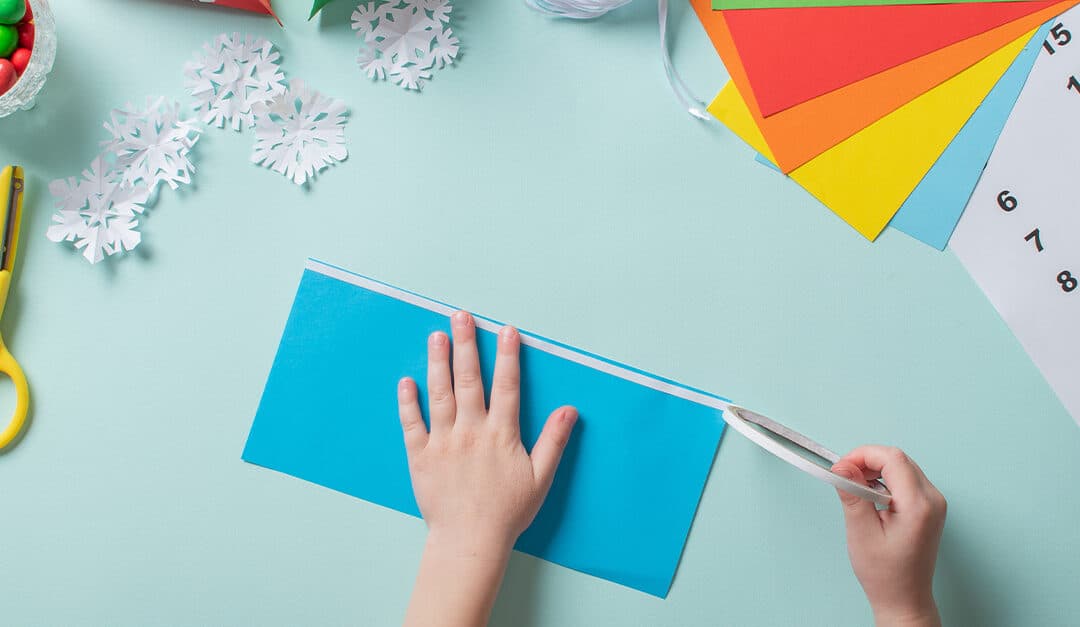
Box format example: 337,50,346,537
1043,22,1073,54
997,190,1075,294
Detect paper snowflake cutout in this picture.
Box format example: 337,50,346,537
46,157,152,264
251,79,349,185
352,0,460,90
184,33,286,131
101,97,202,193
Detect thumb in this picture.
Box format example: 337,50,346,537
530,406,578,489
832,461,881,537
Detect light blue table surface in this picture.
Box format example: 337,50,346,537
1,0,1077,625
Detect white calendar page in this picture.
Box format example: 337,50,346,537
952,8,1080,425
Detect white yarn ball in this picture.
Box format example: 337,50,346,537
524,0,632,19
523,0,710,119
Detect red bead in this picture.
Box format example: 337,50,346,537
9,46,27,73
0,58,16,96
15,20,29,48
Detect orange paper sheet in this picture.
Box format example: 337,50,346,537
722,1,1060,117
690,0,1076,172
708,31,1030,240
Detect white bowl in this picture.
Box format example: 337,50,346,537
0,0,56,118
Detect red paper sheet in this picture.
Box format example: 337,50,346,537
724,0,1058,116
200,0,278,20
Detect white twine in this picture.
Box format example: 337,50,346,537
524,0,634,18
524,0,712,121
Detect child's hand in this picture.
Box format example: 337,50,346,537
399,311,578,551
832,447,946,627
399,311,577,627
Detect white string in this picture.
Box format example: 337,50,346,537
524,0,634,18
306,259,734,411
308,258,890,505
657,0,711,120
524,0,712,120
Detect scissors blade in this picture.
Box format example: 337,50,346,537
733,406,890,495
2,166,22,272
733,406,842,466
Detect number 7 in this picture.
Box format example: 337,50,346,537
1025,228,1044,252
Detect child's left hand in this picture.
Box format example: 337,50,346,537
399,311,577,627
398,310,578,553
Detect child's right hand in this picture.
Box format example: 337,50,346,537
831,446,947,627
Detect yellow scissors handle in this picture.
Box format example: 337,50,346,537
0,265,26,449
0,338,28,449
0,166,26,450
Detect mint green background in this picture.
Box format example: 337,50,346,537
1,0,1077,625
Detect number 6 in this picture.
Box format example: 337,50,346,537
997,190,1018,211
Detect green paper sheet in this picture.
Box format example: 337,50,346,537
309,0,337,18
714,0,1042,9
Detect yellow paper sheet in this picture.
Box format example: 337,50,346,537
710,29,1033,240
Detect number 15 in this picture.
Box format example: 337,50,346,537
1044,22,1073,54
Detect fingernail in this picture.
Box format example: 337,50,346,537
429,332,447,346
831,465,856,481
563,407,578,424
452,311,470,327
398,377,413,395
499,326,518,342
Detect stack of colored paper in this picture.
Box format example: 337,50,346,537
692,0,1077,248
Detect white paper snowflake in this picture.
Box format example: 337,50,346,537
251,79,349,185
101,97,202,193
184,33,286,131
46,157,152,264
352,0,460,91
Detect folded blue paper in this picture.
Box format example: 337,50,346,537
243,259,729,597
755,22,1049,250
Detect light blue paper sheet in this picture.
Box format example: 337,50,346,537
243,259,729,598
755,22,1050,250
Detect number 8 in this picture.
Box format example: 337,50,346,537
1058,271,1078,293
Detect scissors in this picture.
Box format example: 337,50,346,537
0,165,27,450
724,405,892,506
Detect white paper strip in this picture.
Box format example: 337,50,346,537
307,258,887,502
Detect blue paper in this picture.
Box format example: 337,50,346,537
243,260,729,598
755,23,1049,250
888,24,1050,250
